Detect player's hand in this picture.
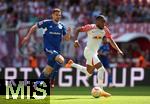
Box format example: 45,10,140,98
74,40,80,48
64,27,71,41
118,50,124,55
67,27,71,34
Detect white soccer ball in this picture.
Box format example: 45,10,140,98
91,87,102,98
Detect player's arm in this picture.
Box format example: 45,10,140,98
21,20,47,45
21,24,37,45
74,24,92,48
74,27,81,48
104,26,123,55
63,27,71,41
108,38,123,55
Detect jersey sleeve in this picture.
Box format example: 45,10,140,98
104,26,112,39
80,24,96,32
37,20,48,28
62,25,67,36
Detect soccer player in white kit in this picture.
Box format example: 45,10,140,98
66,15,123,97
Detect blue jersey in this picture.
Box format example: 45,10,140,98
98,43,110,68
37,19,67,52
99,43,110,54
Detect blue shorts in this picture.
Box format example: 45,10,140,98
98,56,110,69
44,48,60,68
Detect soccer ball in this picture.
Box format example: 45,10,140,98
91,87,102,98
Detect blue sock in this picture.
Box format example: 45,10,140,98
50,71,58,80
50,62,61,80
108,74,112,84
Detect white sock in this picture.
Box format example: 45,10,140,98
97,66,105,89
71,63,92,77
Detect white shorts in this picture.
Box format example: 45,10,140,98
84,47,100,66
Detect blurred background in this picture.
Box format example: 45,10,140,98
0,0,150,88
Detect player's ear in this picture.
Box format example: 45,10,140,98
51,13,56,18
51,13,54,17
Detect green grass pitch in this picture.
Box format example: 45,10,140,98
50,95,150,104
0,86,150,104
50,86,150,104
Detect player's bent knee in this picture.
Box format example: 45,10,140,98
55,55,64,64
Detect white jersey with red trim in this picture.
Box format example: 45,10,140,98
80,24,111,53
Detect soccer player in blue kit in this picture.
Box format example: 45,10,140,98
98,36,113,87
21,8,71,87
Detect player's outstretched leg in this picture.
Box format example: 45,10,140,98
65,59,92,77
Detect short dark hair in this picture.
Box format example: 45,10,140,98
96,15,106,22
52,8,61,14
